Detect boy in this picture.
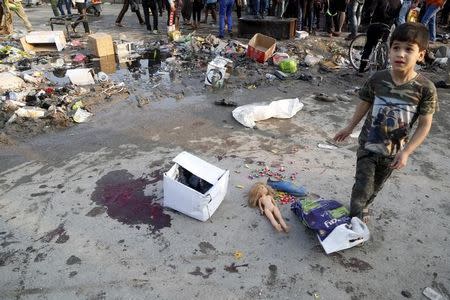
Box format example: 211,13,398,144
334,23,438,223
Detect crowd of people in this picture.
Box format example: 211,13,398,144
0,0,448,41
107,0,449,41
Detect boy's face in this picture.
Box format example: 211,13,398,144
389,41,426,74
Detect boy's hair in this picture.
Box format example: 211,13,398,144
389,23,429,51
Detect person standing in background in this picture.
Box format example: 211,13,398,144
57,0,72,15
235,0,242,18
142,0,159,33
202,0,217,23
72,0,90,33
50,0,60,16
116,0,145,27
191,0,203,28
181,0,192,24
218,0,233,37
4,0,32,31
346,0,364,40
421,0,445,43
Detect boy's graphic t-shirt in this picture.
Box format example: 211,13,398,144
358,70,438,156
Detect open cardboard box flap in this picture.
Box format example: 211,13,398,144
21,31,66,52
173,151,225,185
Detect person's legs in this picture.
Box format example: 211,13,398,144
348,0,356,36
211,3,217,21
421,4,440,41
135,7,145,24
142,0,151,30
149,0,158,29
305,0,313,31
253,0,260,16
338,11,345,32
50,0,60,16
314,0,320,30
235,0,241,18
365,155,394,208
350,149,377,219
79,3,90,32
359,23,382,72
260,0,266,16
64,0,72,14
56,0,65,15
13,2,32,31
355,1,362,28
398,0,411,24
219,0,226,36
226,0,232,32
116,0,130,24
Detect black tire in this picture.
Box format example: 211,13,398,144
348,34,368,72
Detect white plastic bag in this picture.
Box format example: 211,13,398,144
319,217,370,254
232,98,304,128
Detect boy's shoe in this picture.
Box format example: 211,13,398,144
115,22,124,27
152,29,159,34
267,178,308,197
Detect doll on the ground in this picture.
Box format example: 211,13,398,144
248,182,290,233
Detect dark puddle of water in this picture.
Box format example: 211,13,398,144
90,169,171,231
45,49,171,87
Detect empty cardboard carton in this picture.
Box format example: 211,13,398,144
204,56,233,87
20,31,66,52
246,33,277,63
163,151,230,222
94,55,117,74
88,33,115,57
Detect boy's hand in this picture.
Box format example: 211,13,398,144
390,150,409,169
333,127,353,142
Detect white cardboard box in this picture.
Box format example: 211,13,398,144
204,56,233,87
21,31,66,52
163,151,229,222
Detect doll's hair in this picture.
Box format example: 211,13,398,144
248,182,275,207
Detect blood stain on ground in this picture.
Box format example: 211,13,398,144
90,170,171,231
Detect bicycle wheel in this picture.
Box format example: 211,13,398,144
374,42,389,70
349,34,368,72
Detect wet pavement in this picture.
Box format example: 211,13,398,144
1,4,450,300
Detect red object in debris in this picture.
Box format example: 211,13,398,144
246,34,277,63
71,40,82,47
73,53,87,63
45,87,54,94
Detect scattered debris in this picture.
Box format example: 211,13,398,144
423,287,444,300
214,99,237,107
314,93,336,102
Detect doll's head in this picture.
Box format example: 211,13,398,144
248,182,274,207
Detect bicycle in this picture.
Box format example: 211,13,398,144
348,23,393,73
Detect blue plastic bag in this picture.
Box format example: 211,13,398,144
291,199,351,240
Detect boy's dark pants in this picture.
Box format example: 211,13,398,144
350,148,394,218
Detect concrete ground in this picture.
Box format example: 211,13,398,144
1,4,449,300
